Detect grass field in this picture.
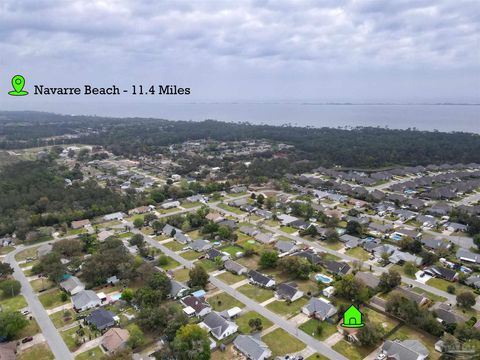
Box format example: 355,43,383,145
299,318,337,341
221,245,243,257
158,256,181,271
29,278,54,292
305,354,330,360
15,319,40,339
61,325,99,352
173,268,190,283
0,294,27,311
235,311,273,333
237,284,274,303
50,309,77,328
216,271,245,285
181,202,202,208
217,203,245,215
411,287,447,302
17,343,54,360
180,250,201,260
280,226,297,234
426,278,474,295
38,289,70,309
345,247,370,261
0,246,15,255
266,298,308,317
363,307,399,333
209,292,245,312
262,328,306,357
75,346,103,360
198,259,218,272
163,240,185,252
332,340,376,360
15,246,40,261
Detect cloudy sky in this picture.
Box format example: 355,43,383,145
0,0,479,114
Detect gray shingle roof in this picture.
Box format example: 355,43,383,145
234,335,271,360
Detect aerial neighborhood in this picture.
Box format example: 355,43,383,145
1,136,480,360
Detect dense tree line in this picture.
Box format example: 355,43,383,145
2,112,480,168
0,159,137,238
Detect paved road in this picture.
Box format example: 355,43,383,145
5,247,73,360
128,224,348,360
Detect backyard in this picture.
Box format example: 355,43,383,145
262,328,306,357
266,298,308,318
237,284,274,303
38,289,70,309
235,311,273,333
209,292,245,312
299,318,337,341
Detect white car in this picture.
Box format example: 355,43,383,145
21,310,30,316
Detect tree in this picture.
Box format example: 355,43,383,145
378,270,401,293
259,250,278,269
147,272,171,299
129,234,145,248
0,279,21,297
52,239,83,258
447,285,456,294
278,256,311,280
457,291,476,308
31,252,66,283
0,311,28,339
157,255,169,267
0,262,13,278
357,322,383,346
325,229,339,243
172,324,210,360
248,318,263,332
346,221,363,236
133,218,144,229
474,234,480,251
121,288,134,302
334,274,370,303
403,262,417,277
127,324,145,349
188,265,209,288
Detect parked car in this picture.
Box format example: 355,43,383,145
21,337,33,343
21,310,30,316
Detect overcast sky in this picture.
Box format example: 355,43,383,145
0,0,479,111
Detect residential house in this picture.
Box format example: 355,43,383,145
239,226,259,237
128,206,152,215
224,260,247,275
217,219,237,230
421,238,451,251
354,272,380,290
206,212,224,223
189,239,212,252
181,295,212,317
234,335,272,360
161,200,180,209
434,304,467,325
456,249,480,265
294,250,323,266
103,212,124,221
85,308,116,331
59,276,85,295
368,223,394,237
277,214,298,226
206,248,230,262
162,224,180,237
323,260,351,276
37,243,53,257
393,287,429,306
444,222,468,233
381,340,429,360
275,240,298,255
72,290,102,312
465,276,480,289
389,250,422,266
394,228,422,240
101,328,129,353
256,209,273,219
248,270,275,288
174,232,191,244
302,297,337,321
424,266,459,282
289,219,311,231
200,312,238,340
255,233,275,244
169,280,189,299
71,219,91,229
275,282,304,302
372,244,398,260
97,230,115,242
416,215,437,229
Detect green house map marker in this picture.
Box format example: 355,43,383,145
8,75,29,96
341,305,365,328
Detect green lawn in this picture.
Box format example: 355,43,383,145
266,298,308,317
221,245,244,257
323,241,343,251
50,309,77,328
15,318,40,339
305,354,330,360
217,203,245,215
235,311,273,333
173,268,190,283
262,328,306,357
17,343,54,360
237,284,274,303
216,271,245,285
182,202,202,208
163,240,186,252
38,289,70,309
75,346,103,360
391,264,417,279
158,256,180,271
426,278,474,295
29,278,54,292
411,287,447,302
209,292,245,312
280,226,297,234
20,260,38,268
159,207,181,214
0,294,27,311
0,246,15,255
299,318,337,341
363,308,399,333
61,325,100,352
388,325,440,359
15,246,40,261
180,250,201,260
186,230,203,240
332,340,376,360
345,247,370,261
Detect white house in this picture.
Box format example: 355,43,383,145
161,201,180,209
200,312,238,340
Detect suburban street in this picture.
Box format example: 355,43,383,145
5,246,74,360
127,222,350,360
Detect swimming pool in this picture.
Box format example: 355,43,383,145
315,274,333,284
111,293,122,301
391,234,402,241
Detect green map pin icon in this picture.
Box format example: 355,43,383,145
9,75,29,96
